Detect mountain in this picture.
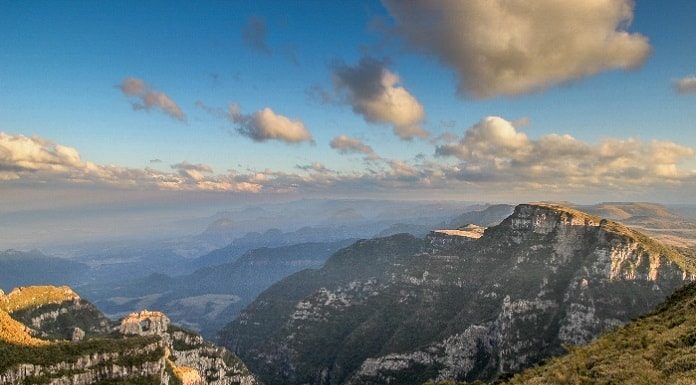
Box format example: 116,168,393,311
440,204,514,229
191,227,376,269
375,223,432,238
0,250,89,291
581,202,696,248
582,202,678,221
220,203,696,385
433,280,696,385
84,240,356,337
0,285,259,385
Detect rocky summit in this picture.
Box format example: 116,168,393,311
0,285,260,385
220,203,696,385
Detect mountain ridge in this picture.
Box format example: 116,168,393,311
221,203,696,385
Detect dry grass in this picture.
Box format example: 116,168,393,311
0,285,79,314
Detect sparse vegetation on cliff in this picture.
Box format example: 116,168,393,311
427,282,696,385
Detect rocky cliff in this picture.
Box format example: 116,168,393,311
456,280,696,385
0,286,260,385
220,203,696,385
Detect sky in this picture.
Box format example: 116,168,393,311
1,0,696,211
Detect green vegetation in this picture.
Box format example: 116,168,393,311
0,336,159,372
91,376,163,385
501,282,696,385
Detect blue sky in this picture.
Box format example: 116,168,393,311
0,0,695,205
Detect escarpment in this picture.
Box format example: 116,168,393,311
221,203,696,385
0,286,260,385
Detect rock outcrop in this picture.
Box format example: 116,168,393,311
0,286,261,385
221,203,696,385
120,310,171,336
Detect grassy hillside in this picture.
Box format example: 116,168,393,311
0,285,79,313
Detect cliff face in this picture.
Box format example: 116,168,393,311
495,281,696,385
0,287,260,385
221,204,696,385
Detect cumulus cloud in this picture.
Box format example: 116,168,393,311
119,78,186,121
0,132,261,192
329,135,379,160
674,76,696,94
242,16,270,54
383,0,651,98
171,161,214,181
4,125,695,199
333,57,428,140
436,116,696,187
228,104,314,144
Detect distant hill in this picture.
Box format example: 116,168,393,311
440,204,515,229
582,202,678,220
84,239,356,337
375,223,432,238
580,202,696,248
0,250,89,291
190,224,406,269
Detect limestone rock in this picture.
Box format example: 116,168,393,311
119,310,170,336
71,327,85,342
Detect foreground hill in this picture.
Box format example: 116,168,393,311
221,203,696,385
430,281,696,385
0,285,259,385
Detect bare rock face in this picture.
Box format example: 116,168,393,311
71,327,85,342
119,310,170,336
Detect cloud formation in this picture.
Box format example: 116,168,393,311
119,78,186,121
436,116,695,187
0,132,260,192
674,76,696,94
228,104,314,144
383,0,651,98
3,125,695,199
242,16,270,54
333,58,428,140
330,135,379,160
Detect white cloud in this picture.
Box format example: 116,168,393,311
228,104,314,144
383,0,651,98
333,58,428,140
3,125,695,200
171,161,214,181
330,135,379,160
674,76,696,94
0,132,260,192
119,77,186,121
436,116,696,187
